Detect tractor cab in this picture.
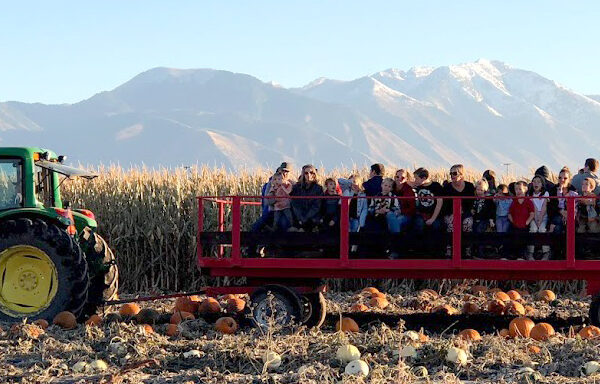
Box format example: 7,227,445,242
0,147,98,233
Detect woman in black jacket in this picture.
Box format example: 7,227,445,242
290,164,324,232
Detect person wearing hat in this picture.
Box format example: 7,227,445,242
251,162,293,232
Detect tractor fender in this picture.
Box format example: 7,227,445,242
71,210,97,234
0,208,70,229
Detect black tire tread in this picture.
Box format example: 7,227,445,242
79,228,118,317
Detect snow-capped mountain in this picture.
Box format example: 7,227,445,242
1,59,599,174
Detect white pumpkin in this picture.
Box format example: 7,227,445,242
585,361,600,376
445,347,467,365
404,330,420,341
400,345,418,358
263,351,282,369
344,359,369,376
183,350,202,359
336,345,361,363
89,359,108,372
72,361,88,373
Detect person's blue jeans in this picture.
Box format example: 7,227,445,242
413,215,442,233
386,212,411,233
350,218,361,232
550,215,564,233
496,216,510,233
251,211,274,232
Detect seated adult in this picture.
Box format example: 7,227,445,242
290,164,323,232
412,168,444,233
442,164,475,233
387,169,416,233
571,158,600,195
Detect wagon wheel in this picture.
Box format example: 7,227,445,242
300,292,327,328
250,284,301,330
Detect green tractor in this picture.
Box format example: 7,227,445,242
0,147,118,321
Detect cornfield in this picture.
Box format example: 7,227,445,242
62,165,571,294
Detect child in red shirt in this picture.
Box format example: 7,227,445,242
508,181,535,259
509,181,535,230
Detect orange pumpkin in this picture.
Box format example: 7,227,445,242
528,345,541,354
165,323,179,337
335,317,359,332
142,324,154,334
215,317,238,334
458,329,482,342
499,328,510,338
85,315,102,327
198,298,221,314
170,311,195,324
361,287,379,295
505,301,525,316
371,292,386,300
350,303,368,312
487,299,506,315
174,296,199,314
578,325,600,339
369,296,389,309
530,323,555,341
53,311,77,329
119,303,141,316
432,304,457,315
222,294,239,301
33,319,49,330
509,317,535,338
506,290,522,301
10,323,44,339
537,290,556,302
226,298,246,313
471,285,488,295
462,302,480,315
494,291,510,302
524,305,536,316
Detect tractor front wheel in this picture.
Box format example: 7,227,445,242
0,218,89,321
79,228,118,317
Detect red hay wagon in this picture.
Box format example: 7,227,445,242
197,195,600,328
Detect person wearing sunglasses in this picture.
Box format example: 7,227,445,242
290,164,324,232
549,167,577,234
442,164,475,233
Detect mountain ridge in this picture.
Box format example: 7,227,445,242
1,60,599,174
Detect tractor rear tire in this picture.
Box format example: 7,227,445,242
0,218,89,321
79,228,118,317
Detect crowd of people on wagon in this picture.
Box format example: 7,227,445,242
252,158,600,259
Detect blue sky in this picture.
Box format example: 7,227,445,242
1,1,598,104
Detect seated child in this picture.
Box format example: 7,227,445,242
322,178,341,231
269,172,293,232
338,175,368,232
577,177,600,233
472,179,495,233
365,178,399,232
494,184,512,233
508,181,535,259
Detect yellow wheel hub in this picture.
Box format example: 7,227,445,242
0,245,58,316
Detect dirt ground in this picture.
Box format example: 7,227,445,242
2,285,600,384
